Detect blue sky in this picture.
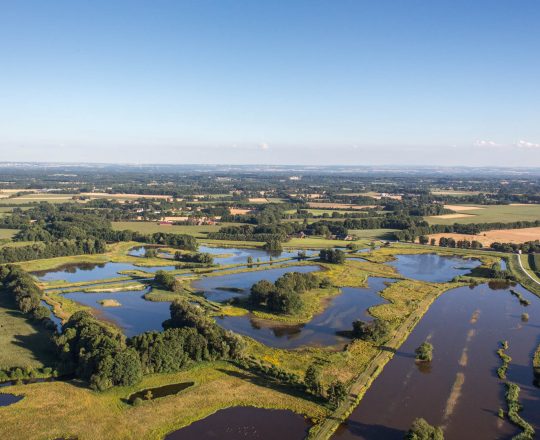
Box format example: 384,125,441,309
0,0,539,165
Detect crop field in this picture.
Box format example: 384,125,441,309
426,204,540,224
426,227,540,246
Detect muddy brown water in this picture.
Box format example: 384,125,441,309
164,407,312,439
334,282,540,440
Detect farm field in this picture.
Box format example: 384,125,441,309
426,204,540,224
307,202,376,210
111,221,241,238
426,226,540,246
349,228,399,240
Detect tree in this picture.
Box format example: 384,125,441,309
263,239,283,252
352,319,390,344
304,364,323,396
415,341,433,362
419,235,429,245
319,248,345,264
250,280,274,305
327,381,347,408
405,418,444,440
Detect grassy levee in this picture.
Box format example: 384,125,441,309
0,362,326,440
307,281,461,440
508,254,540,297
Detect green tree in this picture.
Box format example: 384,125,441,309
327,380,347,408
304,364,323,397
415,341,433,362
405,418,444,440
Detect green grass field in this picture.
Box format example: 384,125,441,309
0,228,18,239
0,293,56,369
112,221,241,238
426,204,540,224
349,228,399,240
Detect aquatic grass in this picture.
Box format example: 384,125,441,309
504,382,535,439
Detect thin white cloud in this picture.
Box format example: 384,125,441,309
473,139,501,148
258,142,269,150
515,139,540,149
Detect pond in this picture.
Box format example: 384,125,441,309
0,393,23,407
215,277,393,349
387,253,481,282
165,407,312,440
198,245,318,265
33,261,180,283
335,282,540,439
127,381,194,404
63,288,170,337
61,266,324,337
192,265,321,302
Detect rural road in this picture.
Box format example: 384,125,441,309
517,254,540,286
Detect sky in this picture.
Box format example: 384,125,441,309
0,0,539,166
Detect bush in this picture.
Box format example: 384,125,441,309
405,418,444,440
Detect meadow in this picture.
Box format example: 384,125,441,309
0,294,56,369
426,204,540,224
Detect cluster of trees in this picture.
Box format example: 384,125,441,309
319,248,346,264
161,300,244,358
0,239,106,264
405,418,444,440
207,223,301,242
262,239,283,252
491,240,540,253
304,364,347,408
130,325,241,374
352,318,391,344
174,251,214,264
0,264,54,324
435,237,483,249
154,270,182,292
249,272,324,314
55,311,143,390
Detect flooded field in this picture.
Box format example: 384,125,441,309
165,407,311,439
63,288,170,336
192,265,321,302
387,253,481,282
215,277,393,349
335,282,540,439
33,261,179,283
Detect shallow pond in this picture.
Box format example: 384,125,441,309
0,393,23,407
387,253,481,282
335,283,540,440
165,407,311,440
198,245,318,265
63,288,170,337
215,277,393,349
128,382,194,403
192,265,321,302
33,261,180,283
